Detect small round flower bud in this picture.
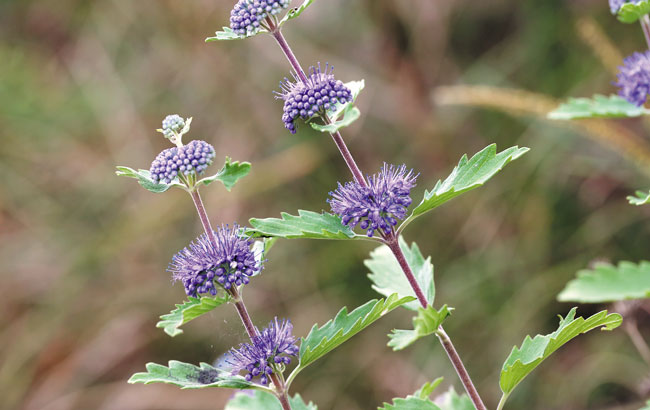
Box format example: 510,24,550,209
168,224,262,297
229,0,290,37
161,114,185,139
615,51,650,107
277,63,354,133
328,164,418,238
227,318,299,384
149,140,216,184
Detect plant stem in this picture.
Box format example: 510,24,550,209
641,16,650,51
386,236,487,410
189,188,292,410
266,19,367,187
264,17,484,410
624,319,650,366
496,392,509,410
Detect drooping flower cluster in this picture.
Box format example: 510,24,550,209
227,318,299,385
277,63,354,133
168,224,262,297
328,164,418,238
161,114,185,139
609,0,642,13
614,51,650,106
149,140,216,184
229,0,291,37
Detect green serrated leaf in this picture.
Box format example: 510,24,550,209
290,294,416,383
279,0,316,25
436,387,475,410
558,261,650,303
225,391,317,410
310,80,365,134
500,308,622,395
618,0,650,23
404,144,529,227
248,210,361,240
378,397,441,410
413,378,444,400
197,157,251,191
205,27,253,42
115,166,182,193
157,295,230,337
388,305,452,351
128,361,253,390
628,190,650,206
310,106,360,133
366,237,435,311
547,94,650,120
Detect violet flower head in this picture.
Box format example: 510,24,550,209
227,318,299,385
168,224,262,297
277,63,354,134
161,114,185,139
609,0,642,13
615,51,650,107
328,164,418,238
149,140,216,184
229,0,290,37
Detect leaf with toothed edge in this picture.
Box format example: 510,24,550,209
205,27,258,42
197,157,251,191
279,0,316,25
247,210,363,240
435,387,475,410
115,166,183,193
548,94,650,120
225,391,318,410
557,261,650,303
128,361,253,390
628,190,650,205
618,0,650,23
402,144,529,228
500,308,622,395
156,295,231,337
365,236,435,311
310,80,365,134
288,294,416,383
387,305,452,351
378,379,445,410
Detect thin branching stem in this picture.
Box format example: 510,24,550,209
189,188,292,410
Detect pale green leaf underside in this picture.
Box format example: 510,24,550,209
311,80,365,134
225,391,317,410
279,0,316,25
618,0,650,23
206,27,255,42
628,190,650,206
365,236,435,311
295,294,416,374
157,295,230,337
116,157,250,193
500,308,622,394
406,144,529,222
248,210,360,240
388,305,452,351
547,94,650,120
128,361,252,390
557,261,650,303
436,387,475,410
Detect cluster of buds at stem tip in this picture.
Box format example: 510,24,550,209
229,0,290,36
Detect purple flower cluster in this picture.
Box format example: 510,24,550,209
168,224,262,297
230,0,290,37
149,140,216,184
161,114,185,139
609,0,642,13
277,64,354,133
227,318,299,385
329,164,418,238
615,51,650,107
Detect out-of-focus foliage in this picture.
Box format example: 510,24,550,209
1,0,649,409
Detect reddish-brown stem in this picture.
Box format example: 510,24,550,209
189,188,292,410
641,16,650,50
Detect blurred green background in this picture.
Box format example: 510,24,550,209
1,0,650,409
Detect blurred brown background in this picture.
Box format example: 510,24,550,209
1,0,650,409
